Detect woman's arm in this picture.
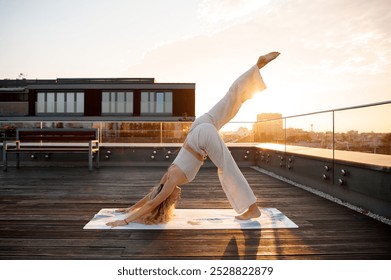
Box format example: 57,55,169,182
106,181,176,227
106,165,186,227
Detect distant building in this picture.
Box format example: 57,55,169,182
253,113,284,143
0,78,195,121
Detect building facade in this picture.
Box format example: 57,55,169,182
253,113,284,143
0,78,195,120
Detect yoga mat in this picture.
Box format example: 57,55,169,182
83,208,298,230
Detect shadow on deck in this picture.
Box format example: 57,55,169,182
0,166,390,260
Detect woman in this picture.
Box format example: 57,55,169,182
107,52,280,227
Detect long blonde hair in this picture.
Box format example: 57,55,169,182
136,184,180,224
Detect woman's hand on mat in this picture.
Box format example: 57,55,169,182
106,219,127,227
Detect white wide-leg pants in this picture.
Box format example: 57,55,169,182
186,65,266,213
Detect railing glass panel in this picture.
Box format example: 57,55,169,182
285,112,333,159
1,101,390,167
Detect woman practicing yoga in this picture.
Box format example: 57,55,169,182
107,52,280,227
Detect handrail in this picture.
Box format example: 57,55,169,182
1,100,390,148
254,100,391,122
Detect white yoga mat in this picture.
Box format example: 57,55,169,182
83,208,298,230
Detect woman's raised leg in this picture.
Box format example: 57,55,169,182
201,52,280,131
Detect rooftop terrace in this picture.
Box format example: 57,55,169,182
1,165,390,260
1,101,390,259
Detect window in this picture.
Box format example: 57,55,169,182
102,91,133,114
0,92,28,102
56,92,65,113
141,91,172,114
36,92,84,114
0,91,29,116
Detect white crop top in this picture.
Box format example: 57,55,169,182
172,146,203,182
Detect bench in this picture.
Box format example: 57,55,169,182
3,128,100,171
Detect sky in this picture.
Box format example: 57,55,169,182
1,0,390,132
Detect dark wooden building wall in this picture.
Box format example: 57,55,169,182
28,90,36,116
84,89,101,116
173,89,195,118
133,90,141,116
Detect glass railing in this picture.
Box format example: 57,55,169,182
1,101,390,166
100,121,191,143
0,121,193,144
255,101,391,167
0,119,256,144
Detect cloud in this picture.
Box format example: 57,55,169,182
302,30,391,75
197,0,271,24
290,0,391,76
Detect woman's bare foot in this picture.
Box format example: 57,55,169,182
257,52,280,69
235,203,261,220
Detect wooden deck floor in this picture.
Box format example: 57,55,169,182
0,166,390,260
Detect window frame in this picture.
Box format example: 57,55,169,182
101,91,134,115
36,91,84,115
140,91,173,115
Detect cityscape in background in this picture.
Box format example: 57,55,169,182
221,110,391,156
